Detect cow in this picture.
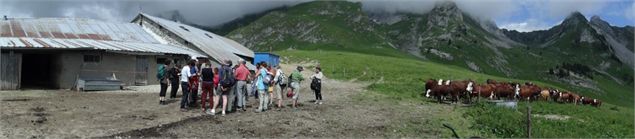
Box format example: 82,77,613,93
490,82,519,100
471,84,496,101
569,93,581,105
539,89,559,101
591,99,602,107
425,79,446,98
539,89,550,101
580,96,594,105
448,80,475,103
429,83,453,103
518,82,542,101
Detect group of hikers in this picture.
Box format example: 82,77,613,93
156,59,325,116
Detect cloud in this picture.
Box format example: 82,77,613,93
521,0,609,20
626,1,635,20
0,0,304,26
360,0,522,21
499,19,560,32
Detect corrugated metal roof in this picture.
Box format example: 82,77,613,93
0,18,206,58
0,37,206,58
0,18,158,43
136,13,255,66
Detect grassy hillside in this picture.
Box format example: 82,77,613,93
277,49,634,138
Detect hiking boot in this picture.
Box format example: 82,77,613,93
318,101,323,105
211,109,216,115
180,108,187,112
222,111,226,116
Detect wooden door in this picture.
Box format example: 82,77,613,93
135,56,148,86
1,52,22,90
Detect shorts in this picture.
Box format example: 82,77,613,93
274,84,284,100
214,86,230,96
291,82,300,100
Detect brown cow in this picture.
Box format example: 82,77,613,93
428,83,453,103
448,80,475,103
580,96,594,105
518,83,542,101
569,93,581,105
425,79,445,98
490,82,519,100
591,99,602,107
471,84,495,101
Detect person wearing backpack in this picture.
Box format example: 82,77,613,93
255,62,272,112
168,64,181,99
310,67,324,105
289,66,304,109
180,60,195,111
234,60,250,112
217,60,236,115
272,65,286,109
157,60,171,105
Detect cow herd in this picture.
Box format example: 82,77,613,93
424,79,602,107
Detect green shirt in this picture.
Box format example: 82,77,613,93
290,70,304,83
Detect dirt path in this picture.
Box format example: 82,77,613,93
0,64,472,138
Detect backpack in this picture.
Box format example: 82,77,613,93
220,66,236,88
262,74,272,86
310,77,321,90
277,71,287,86
156,65,166,80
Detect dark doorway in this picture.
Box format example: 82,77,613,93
21,53,57,89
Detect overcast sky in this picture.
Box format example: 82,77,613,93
0,0,633,32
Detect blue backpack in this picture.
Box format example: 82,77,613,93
156,65,166,80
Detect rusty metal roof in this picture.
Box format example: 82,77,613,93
0,37,206,57
135,13,255,67
0,18,206,58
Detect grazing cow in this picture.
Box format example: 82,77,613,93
424,79,440,98
557,92,576,103
448,80,475,103
582,97,602,107
429,83,453,103
591,99,602,107
491,82,519,100
471,84,495,101
518,83,542,101
580,97,594,105
539,89,551,101
550,89,561,102
569,93,581,105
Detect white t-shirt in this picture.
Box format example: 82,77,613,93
180,65,192,82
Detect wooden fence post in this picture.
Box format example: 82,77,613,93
527,104,532,138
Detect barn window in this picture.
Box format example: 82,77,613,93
205,33,213,39
179,26,189,32
83,55,101,63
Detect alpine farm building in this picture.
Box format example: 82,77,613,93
0,13,254,90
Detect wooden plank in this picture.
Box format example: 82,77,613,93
1,52,21,90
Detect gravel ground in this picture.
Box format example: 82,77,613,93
0,63,455,138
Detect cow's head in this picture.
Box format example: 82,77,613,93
466,81,474,93
426,89,431,98
437,79,443,85
445,80,451,85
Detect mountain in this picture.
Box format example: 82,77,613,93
377,1,521,76
225,1,633,103
226,1,404,57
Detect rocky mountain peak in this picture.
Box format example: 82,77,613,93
430,1,461,16
427,1,464,27
562,11,588,26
